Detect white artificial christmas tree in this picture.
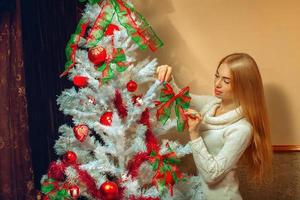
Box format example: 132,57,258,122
40,0,204,199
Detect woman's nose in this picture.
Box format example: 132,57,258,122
215,79,222,88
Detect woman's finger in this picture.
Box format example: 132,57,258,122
164,66,172,82
185,109,199,115
156,66,161,74
158,67,167,82
187,114,201,121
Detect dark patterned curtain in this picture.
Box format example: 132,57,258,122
21,0,83,192
0,0,35,199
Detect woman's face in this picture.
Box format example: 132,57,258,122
214,63,234,101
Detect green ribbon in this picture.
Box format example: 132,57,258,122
61,18,89,77
41,179,56,194
41,178,71,200
78,0,102,4
86,1,115,47
96,47,127,83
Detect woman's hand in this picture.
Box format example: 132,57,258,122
184,108,202,140
156,65,173,82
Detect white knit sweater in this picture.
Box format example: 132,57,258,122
169,78,253,200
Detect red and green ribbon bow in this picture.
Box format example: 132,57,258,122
156,83,191,132
97,47,128,84
149,144,184,196
86,0,163,51
41,178,70,200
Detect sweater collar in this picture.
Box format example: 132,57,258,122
201,98,243,130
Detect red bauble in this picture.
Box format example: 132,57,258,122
88,46,107,66
68,185,80,199
100,111,113,126
63,151,77,164
126,80,138,92
73,75,88,88
105,24,120,36
47,161,65,181
100,181,119,200
73,124,89,142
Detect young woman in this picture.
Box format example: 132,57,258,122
156,53,272,200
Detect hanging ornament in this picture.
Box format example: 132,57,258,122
132,95,143,106
104,24,120,36
73,124,89,142
67,185,80,199
99,181,119,200
156,83,191,132
73,75,88,88
63,151,77,164
100,111,113,126
88,45,107,66
126,80,138,92
87,96,96,105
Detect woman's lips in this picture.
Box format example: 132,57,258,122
215,89,222,95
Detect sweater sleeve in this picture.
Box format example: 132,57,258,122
189,123,253,185
168,76,217,112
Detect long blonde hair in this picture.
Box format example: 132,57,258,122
218,53,273,184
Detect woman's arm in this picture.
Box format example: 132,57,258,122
189,123,253,185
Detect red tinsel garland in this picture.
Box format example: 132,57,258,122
72,164,101,198
114,90,128,119
129,196,160,200
127,108,159,179
139,108,159,152
47,161,66,181
127,152,150,178
46,160,127,199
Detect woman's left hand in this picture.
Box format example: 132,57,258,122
184,109,202,140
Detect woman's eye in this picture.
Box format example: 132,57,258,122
224,80,230,84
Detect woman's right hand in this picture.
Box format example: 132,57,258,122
184,108,202,140
156,65,173,82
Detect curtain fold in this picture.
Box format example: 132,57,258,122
0,0,35,199
21,0,82,192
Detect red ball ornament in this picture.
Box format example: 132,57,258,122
105,24,120,36
73,124,89,142
126,80,138,92
73,75,88,88
67,185,80,199
88,46,107,66
100,111,113,126
100,181,119,200
63,151,77,164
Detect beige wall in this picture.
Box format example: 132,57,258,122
133,0,300,145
